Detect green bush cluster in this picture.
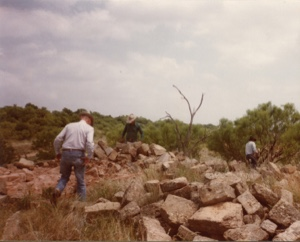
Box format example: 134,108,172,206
207,102,300,164
1,101,299,165
0,136,15,166
0,103,209,162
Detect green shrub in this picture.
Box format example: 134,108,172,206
0,136,15,165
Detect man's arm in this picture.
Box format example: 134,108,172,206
122,124,127,138
53,127,67,156
86,128,94,159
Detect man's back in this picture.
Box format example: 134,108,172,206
245,141,257,155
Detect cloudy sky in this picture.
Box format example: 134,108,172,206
0,0,299,125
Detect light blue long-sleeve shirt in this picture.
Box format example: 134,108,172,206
54,120,94,159
245,141,257,155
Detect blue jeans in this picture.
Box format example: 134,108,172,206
56,150,86,201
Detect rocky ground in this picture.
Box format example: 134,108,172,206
1,141,300,241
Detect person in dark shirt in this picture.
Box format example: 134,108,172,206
122,113,143,142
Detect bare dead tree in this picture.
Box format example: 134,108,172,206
165,85,205,156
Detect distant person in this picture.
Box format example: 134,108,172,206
51,111,94,204
245,136,259,168
122,113,143,142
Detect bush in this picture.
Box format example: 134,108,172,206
0,136,15,165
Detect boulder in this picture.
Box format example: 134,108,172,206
199,182,236,206
108,150,118,161
273,221,300,241
160,177,188,193
268,199,300,227
223,224,269,241
280,189,293,204
252,183,279,207
168,184,192,200
280,164,297,174
234,181,249,196
94,146,106,159
243,214,261,225
177,225,197,241
260,219,277,235
157,153,171,163
188,202,244,239
119,201,140,221
237,190,264,217
204,159,229,172
84,201,120,214
137,143,150,156
205,172,241,187
121,180,146,207
14,158,35,170
160,194,198,229
193,235,217,241
267,162,283,180
144,180,161,195
140,216,172,241
150,144,166,156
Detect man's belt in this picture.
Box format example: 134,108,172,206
62,148,85,152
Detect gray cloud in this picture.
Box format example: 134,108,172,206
1,0,299,125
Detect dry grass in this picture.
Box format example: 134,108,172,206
0,180,139,241
171,163,205,183
0,198,20,239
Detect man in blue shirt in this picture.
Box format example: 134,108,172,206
245,136,259,168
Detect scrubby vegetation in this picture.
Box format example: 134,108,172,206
0,103,209,165
207,102,300,164
1,101,300,166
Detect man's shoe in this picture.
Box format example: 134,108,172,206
50,188,61,206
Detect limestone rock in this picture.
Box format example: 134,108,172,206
280,189,293,204
177,225,197,241
252,183,279,207
157,153,171,163
267,162,283,180
140,216,172,241
161,194,198,228
273,221,300,241
193,235,217,241
119,201,140,221
144,180,161,195
84,201,120,214
199,182,236,206
14,158,35,170
94,145,106,159
268,199,300,227
188,202,244,239
121,180,146,207
150,144,166,156
137,143,150,156
260,219,277,235
160,177,188,193
168,184,192,199
280,164,297,174
223,224,269,241
237,190,264,216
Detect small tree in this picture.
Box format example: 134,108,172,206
165,85,206,157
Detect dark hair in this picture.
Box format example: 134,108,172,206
249,136,256,141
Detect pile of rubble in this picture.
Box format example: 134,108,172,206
1,141,300,241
